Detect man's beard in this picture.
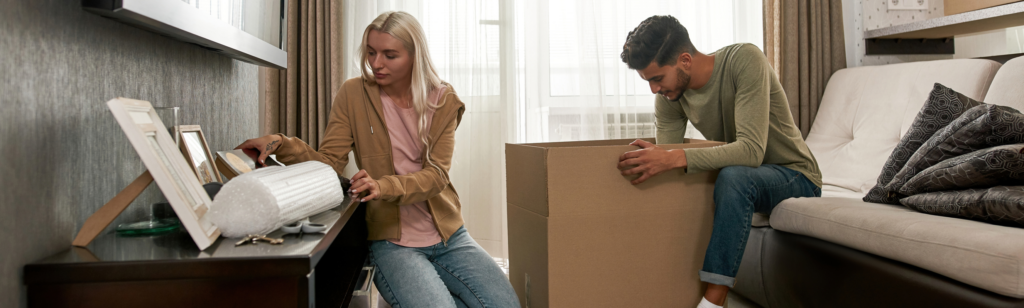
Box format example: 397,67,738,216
664,67,691,101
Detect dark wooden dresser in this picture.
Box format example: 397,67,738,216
24,196,369,308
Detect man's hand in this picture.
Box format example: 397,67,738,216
618,139,687,185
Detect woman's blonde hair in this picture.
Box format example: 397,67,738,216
359,11,449,177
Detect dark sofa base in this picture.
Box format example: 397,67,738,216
733,227,1024,308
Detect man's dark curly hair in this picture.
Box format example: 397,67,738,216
621,15,695,70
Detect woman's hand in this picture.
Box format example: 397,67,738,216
350,169,381,202
234,134,283,167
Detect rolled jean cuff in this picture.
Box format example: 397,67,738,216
699,271,736,287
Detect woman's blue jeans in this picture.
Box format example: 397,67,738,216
370,226,520,308
699,165,821,287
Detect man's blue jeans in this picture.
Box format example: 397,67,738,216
370,226,520,308
699,165,821,287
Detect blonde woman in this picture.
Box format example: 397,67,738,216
237,11,519,308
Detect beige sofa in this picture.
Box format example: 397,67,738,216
735,56,1024,307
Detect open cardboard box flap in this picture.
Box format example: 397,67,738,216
507,138,722,217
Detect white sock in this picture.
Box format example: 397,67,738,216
697,297,723,308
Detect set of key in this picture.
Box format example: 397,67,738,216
235,234,284,246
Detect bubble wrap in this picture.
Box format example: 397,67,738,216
208,161,345,237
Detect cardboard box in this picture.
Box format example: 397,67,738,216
506,138,724,308
945,0,1021,16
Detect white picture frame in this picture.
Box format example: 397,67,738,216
178,125,223,184
107,98,220,250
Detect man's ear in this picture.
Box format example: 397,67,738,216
677,52,692,69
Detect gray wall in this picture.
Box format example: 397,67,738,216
0,1,259,306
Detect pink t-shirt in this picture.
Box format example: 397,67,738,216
381,86,446,247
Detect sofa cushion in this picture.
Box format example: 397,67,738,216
901,144,1024,195
885,104,1024,200
822,184,865,199
901,186,1024,227
807,60,1001,197
984,56,1024,111
770,197,1024,298
862,84,984,204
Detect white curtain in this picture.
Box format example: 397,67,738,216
515,0,762,143
341,0,762,263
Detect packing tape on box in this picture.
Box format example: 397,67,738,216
208,161,345,238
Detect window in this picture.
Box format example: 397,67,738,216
515,0,763,142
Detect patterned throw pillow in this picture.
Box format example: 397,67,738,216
863,83,984,204
883,104,1024,202
900,144,1024,195
901,186,1024,227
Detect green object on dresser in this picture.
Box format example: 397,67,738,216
115,218,181,235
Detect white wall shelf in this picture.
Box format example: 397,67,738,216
865,1,1024,39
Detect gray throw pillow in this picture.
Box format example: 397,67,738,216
900,144,1024,195
863,83,984,204
883,104,1024,202
901,186,1024,227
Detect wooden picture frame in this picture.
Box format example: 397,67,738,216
215,150,256,180
178,125,222,184
107,98,220,250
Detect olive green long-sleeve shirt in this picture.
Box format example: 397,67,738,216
656,43,822,187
